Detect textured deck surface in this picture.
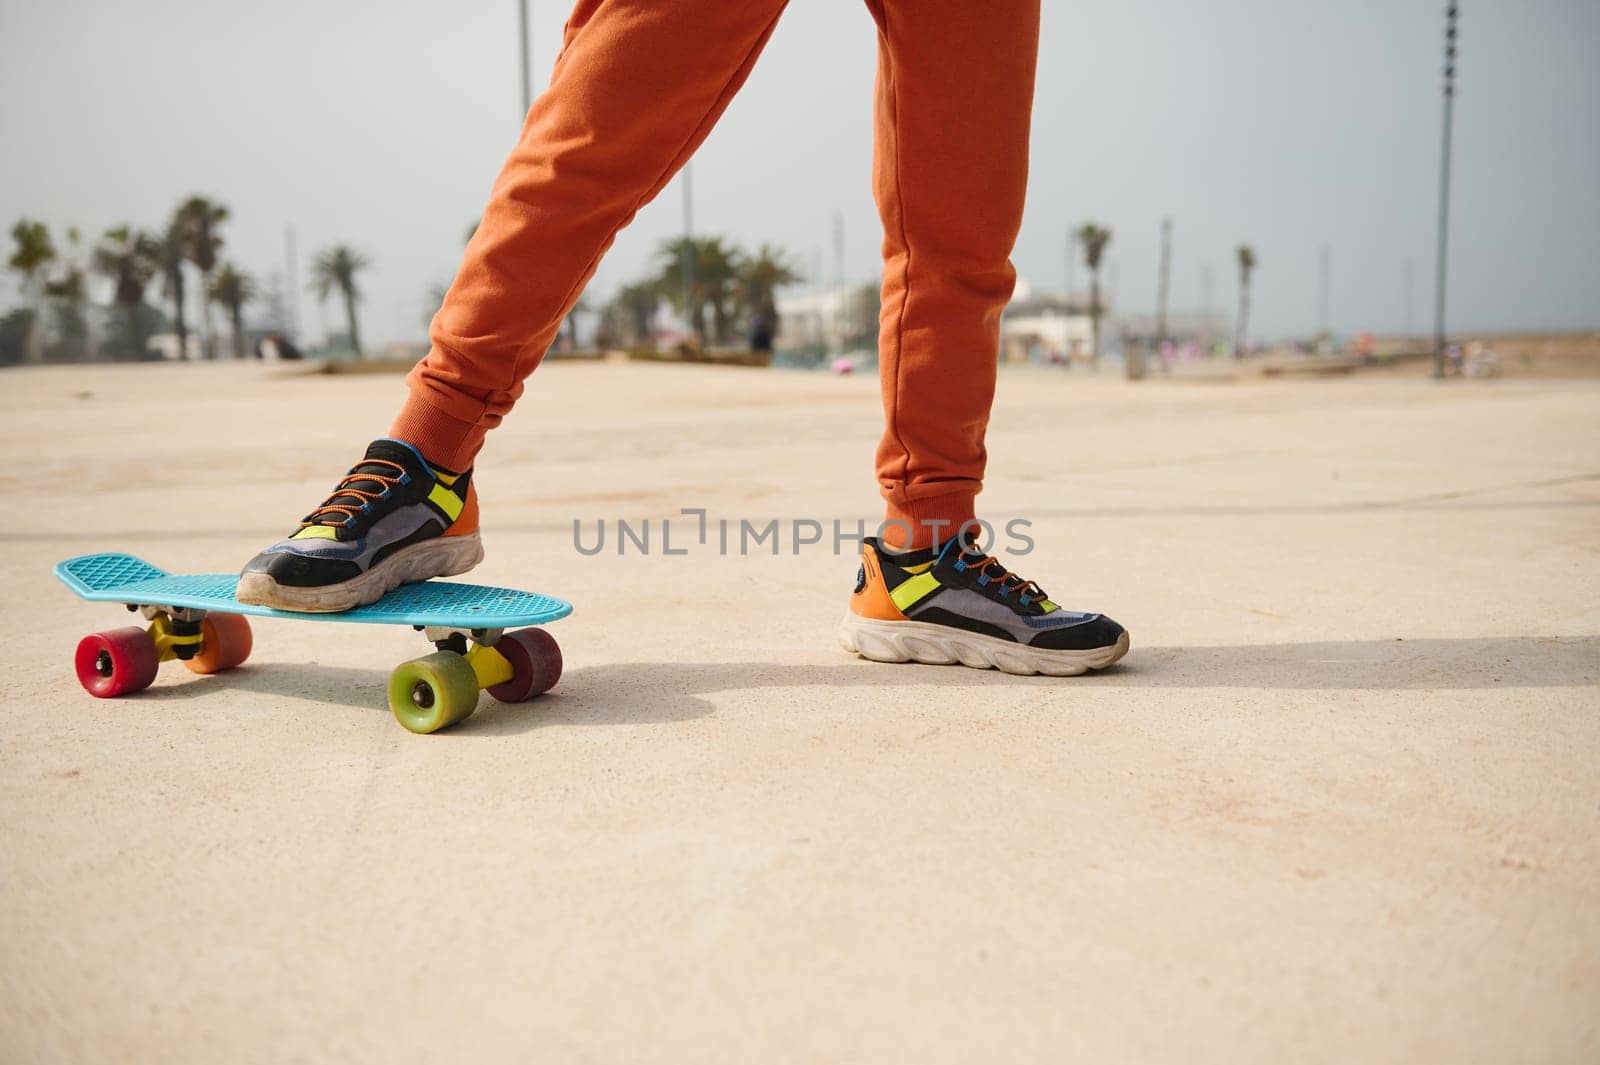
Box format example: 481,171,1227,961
55,552,572,628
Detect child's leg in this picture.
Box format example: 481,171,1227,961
395,0,791,471
239,0,789,611
864,0,1040,549
842,1,1125,674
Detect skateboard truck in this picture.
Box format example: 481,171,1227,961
416,624,503,646
416,627,516,693
133,604,207,662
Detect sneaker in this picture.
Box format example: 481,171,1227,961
236,438,482,612
839,534,1129,676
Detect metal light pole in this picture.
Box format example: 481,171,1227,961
1065,229,1077,306
811,246,823,348
1433,3,1459,378
1155,217,1172,346
283,223,300,342
831,211,845,352
682,163,694,342
1404,257,1416,338
1317,241,1330,341
518,0,533,118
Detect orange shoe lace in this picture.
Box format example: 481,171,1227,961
301,459,409,528
958,549,1046,605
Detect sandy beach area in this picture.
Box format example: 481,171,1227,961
2,359,1596,1062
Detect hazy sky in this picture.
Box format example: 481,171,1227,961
3,0,1597,347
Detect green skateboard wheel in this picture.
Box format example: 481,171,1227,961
388,651,481,734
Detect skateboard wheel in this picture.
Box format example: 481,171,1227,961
75,627,160,698
486,628,562,704
388,651,480,734
183,613,253,675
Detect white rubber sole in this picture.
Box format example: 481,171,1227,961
838,614,1130,677
235,532,484,613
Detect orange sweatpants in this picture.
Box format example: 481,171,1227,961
394,0,1040,549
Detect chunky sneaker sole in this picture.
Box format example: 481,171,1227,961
236,531,483,613
839,614,1129,676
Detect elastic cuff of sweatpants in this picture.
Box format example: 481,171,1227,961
390,393,486,473
882,490,977,550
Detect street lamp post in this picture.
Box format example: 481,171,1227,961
682,163,694,343
518,0,533,119
1433,3,1459,379
1155,217,1172,348
1065,229,1077,307
1317,241,1330,343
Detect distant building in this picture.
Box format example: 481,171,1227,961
1001,293,1095,364
146,331,204,360
773,282,1234,366
1112,309,1231,352
775,284,878,354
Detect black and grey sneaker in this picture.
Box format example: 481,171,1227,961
839,533,1129,676
236,438,482,612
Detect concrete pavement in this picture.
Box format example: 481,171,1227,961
2,361,1596,1063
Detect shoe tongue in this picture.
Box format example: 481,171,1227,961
948,531,1048,601
323,440,425,511
950,528,989,565
361,438,426,472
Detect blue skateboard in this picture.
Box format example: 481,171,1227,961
56,552,573,733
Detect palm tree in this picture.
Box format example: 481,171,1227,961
44,248,90,363
7,219,56,363
563,294,591,349
1234,244,1257,358
175,196,229,358
30,226,91,361
706,251,742,345
656,236,740,347
93,225,161,360
210,263,256,359
7,219,56,293
1075,223,1112,367
311,245,370,356
736,243,802,345
609,281,661,347
157,213,192,360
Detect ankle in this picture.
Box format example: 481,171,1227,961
389,394,484,473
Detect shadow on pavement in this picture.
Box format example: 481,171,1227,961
465,635,1598,735
126,635,1597,737
1072,635,1598,689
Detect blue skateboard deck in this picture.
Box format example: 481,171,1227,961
55,552,573,629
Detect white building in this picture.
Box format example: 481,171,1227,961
1000,294,1095,364
775,286,864,352
776,281,1128,365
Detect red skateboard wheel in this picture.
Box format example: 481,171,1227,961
75,626,160,698
486,627,562,703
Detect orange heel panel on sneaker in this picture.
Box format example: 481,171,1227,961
442,481,479,537
850,543,909,622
